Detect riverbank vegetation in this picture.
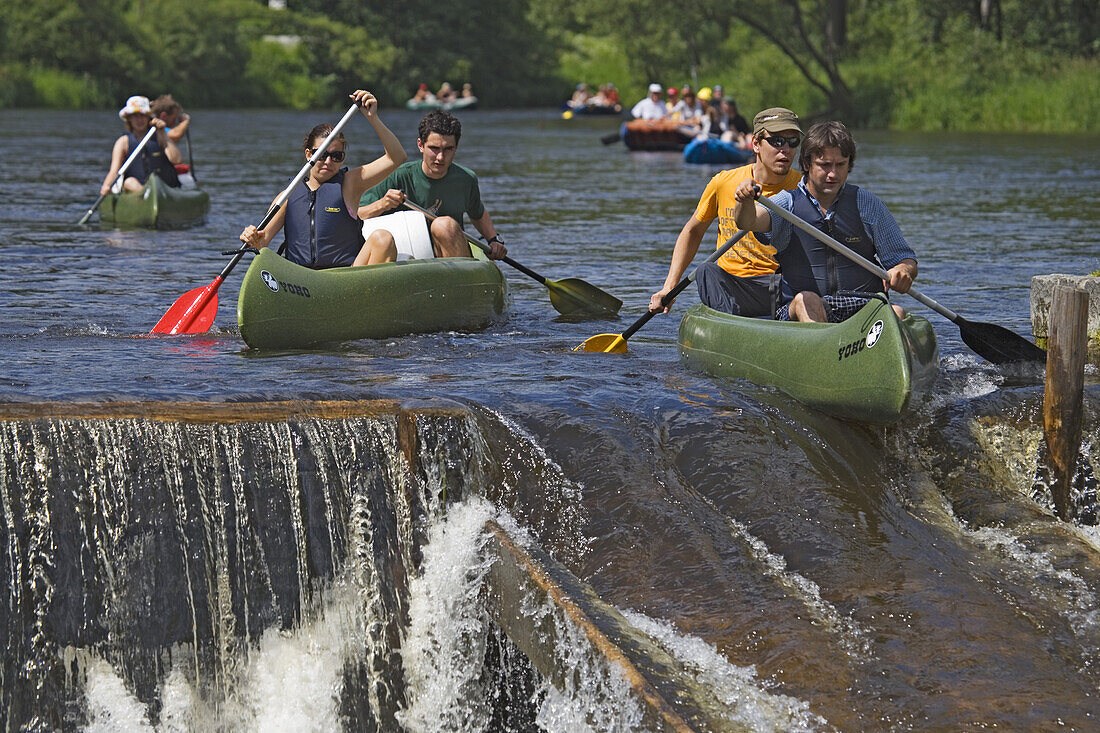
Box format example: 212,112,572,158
0,0,1095,132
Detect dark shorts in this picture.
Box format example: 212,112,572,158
695,262,788,318
775,293,871,322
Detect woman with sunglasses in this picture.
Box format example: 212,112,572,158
240,89,406,269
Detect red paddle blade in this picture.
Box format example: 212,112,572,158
151,278,222,335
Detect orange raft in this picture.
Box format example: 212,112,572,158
618,119,695,151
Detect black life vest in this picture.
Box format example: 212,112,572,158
776,183,882,296
124,131,180,188
281,168,364,269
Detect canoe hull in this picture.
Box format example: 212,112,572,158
683,137,753,165
237,248,507,349
678,297,938,423
100,175,209,229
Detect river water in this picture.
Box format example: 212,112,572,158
2,108,1100,730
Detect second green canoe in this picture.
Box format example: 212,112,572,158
678,295,938,423
100,174,210,229
237,248,507,349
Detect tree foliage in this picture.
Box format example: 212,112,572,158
0,0,1095,129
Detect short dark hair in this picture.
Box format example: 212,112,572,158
150,94,180,116
799,120,856,173
418,110,462,144
303,123,346,152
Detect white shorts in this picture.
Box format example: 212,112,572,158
361,210,434,260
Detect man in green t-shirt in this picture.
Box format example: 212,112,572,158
358,110,507,259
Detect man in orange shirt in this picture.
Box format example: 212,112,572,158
649,107,803,317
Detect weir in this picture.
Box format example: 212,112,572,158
0,400,750,731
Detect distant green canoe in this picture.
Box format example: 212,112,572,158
99,174,209,229
678,295,938,423
237,247,507,349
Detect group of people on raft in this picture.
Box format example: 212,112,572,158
631,82,752,146
98,86,917,329
409,82,476,105
564,83,622,113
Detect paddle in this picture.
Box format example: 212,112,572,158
600,130,622,145
575,230,750,353
399,198,622,317
151,103,362,335
755,194,1047,365
184,127,196,182
77,125,158,225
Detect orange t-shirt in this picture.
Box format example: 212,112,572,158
694,165,802,277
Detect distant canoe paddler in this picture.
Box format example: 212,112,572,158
99,95,182,195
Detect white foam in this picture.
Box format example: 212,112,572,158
620,609,828,732
397,498,497,732
83,657,155,731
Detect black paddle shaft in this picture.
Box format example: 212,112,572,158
621,275,694,340
623,229,751,340
755,195,1046,365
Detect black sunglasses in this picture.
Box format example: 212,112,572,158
307,148,346,162
764,135,801,149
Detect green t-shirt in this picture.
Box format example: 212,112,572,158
360,160,485,225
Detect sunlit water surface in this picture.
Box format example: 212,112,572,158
2,109,1099,730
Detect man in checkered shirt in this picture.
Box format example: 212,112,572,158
732,120,918,323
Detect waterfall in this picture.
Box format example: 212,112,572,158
0,404,483,730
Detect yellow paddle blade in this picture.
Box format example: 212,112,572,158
573,333,628,353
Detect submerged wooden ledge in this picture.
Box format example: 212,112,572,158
485,520,749,733
0,399,470,424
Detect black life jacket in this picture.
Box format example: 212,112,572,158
124,131,180,188
281,168,364,269
776,183,882,296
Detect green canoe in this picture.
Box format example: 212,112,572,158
678,295,939,422
100,174,210,229
237,247,507,349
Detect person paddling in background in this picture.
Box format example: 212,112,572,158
239,89,406,268
436,82,456,103
649,107,803,318
150,94,190,148
733,120,918,322
631,83,668,120
411,83,435,104
99,95,182,195
357,110,507,260
719,98,751,146
671,85,702,126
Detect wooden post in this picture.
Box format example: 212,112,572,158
1043,284,1088,520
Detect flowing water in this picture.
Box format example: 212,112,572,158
2,108,1100,730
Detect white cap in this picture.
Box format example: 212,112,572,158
118,95,151,119
648,83,662,93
